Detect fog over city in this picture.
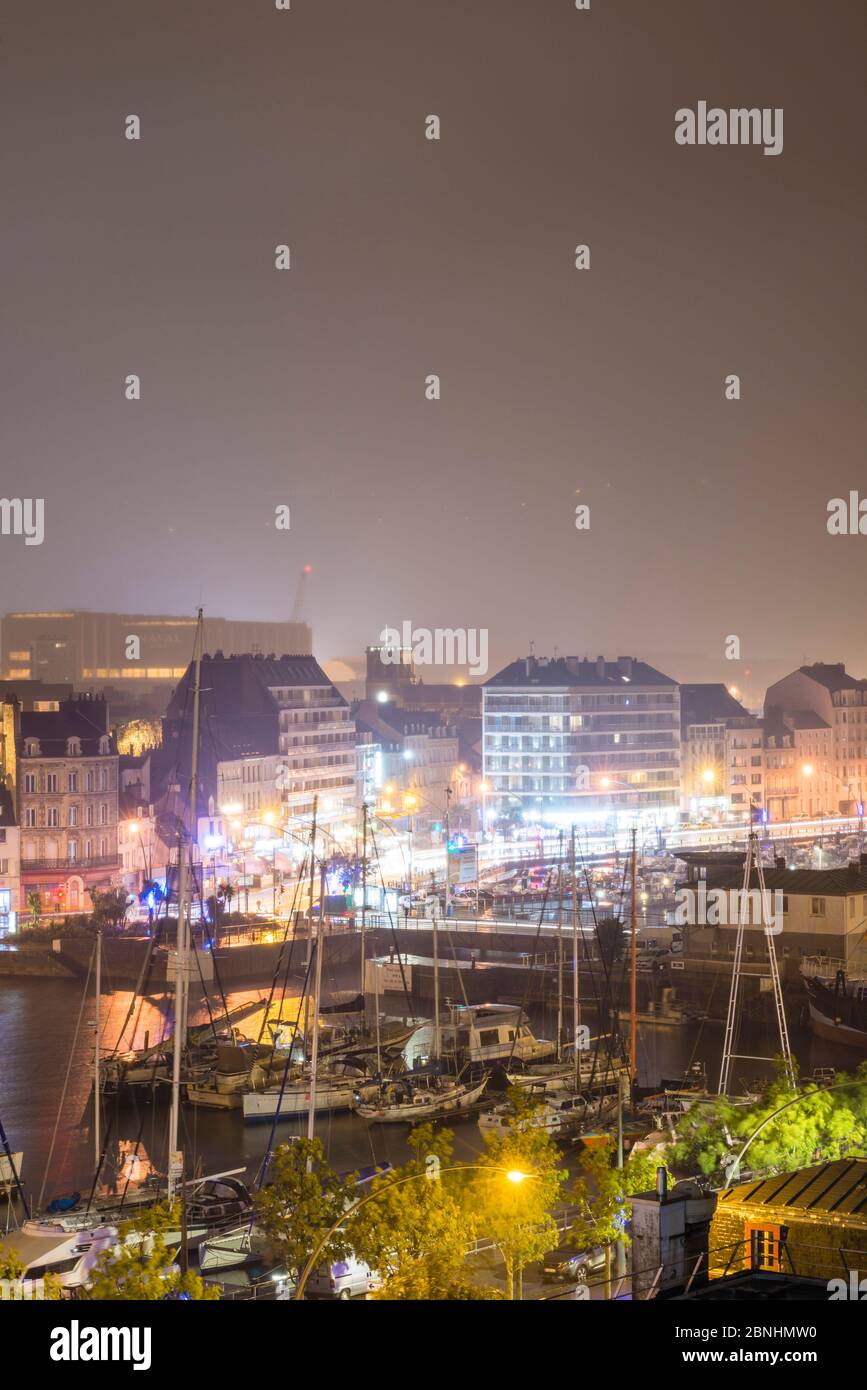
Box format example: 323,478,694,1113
1,0,866,1336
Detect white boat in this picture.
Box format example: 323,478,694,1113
506,1055,629,1096
355,1074,489,1123
439,1004,556,1067
198,1221,270,1272
0,1220,120,1297
242,1071,360,1122
480,1089,616,1141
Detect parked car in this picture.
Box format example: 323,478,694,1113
541,1244,607,1283
304,1256,382,1300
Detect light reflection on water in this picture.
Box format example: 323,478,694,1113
0,976,858,1204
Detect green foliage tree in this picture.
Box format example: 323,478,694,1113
569,1138,668,1294
468,1089,567,1299
254,1137,357,1284
0,1247,62,1300
83,1202,218,1300
670,1062,867,1182
347,1124,480,1299
27,890,42,929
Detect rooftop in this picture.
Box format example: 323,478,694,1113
484,655,677,690
718,1158,867,1220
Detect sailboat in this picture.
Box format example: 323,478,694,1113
354,1069,489,1123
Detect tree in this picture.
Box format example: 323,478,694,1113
87,887,130,931
83,1202,218,1300
254,1138,358,1284
0,1248,62,1300
347,1124,479,1299
469,1090,567,1299
569,1138,667,1295
596,915,625,971
670,1061,867,1182
27,890,42,929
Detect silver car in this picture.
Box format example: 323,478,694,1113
305,1256,383,1300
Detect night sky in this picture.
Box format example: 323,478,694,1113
1,1,864,701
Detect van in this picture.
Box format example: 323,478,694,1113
305,1256,382,1300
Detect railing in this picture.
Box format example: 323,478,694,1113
21,855,120,871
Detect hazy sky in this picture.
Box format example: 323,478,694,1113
1,1,864,703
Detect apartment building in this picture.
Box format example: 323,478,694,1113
765,663,867,816
679,684,764,818
6,695,120,912
354,701,464,827
161,653,357,846
483,655,681,826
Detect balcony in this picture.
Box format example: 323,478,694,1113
21,856,120,872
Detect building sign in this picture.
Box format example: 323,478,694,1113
364,959,411,994
447,843,478,886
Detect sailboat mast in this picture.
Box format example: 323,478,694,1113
433,885,441,1062
629,827,638,1085
570,825,579,1088
556,830,564,1062
168,608,203,1200
360,800,368,1009
306,796,321,1145
93,923,102,1170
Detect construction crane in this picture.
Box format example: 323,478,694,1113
291,564,313,622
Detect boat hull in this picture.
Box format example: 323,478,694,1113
242,1082,356,1122
803,975,867,1049
356,1076,489,1123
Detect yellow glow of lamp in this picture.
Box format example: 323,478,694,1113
506,1170,527,1185
802,763,814,777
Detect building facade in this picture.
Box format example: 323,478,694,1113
679,684,764,819
9,695,120,912
2,611,313,689
765,663,867,816
483,655,681,827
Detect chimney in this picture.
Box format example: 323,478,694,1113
618,656,634,679
596,655,605,679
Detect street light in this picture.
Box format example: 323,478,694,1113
294,1162,538,1300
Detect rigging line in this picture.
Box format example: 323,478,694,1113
38,940,95,1210
505,869,554,1074
107,916,164,1061
255,852,307,1045
367,821,413,1010
255,945,318,1192
114,1105,150,1217
444,928,471,1009
272,852,312,1046
84,1106,117,1214
576,848,617,1076
583,854,630,1073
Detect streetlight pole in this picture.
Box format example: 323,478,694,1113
294,1163,538,1300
